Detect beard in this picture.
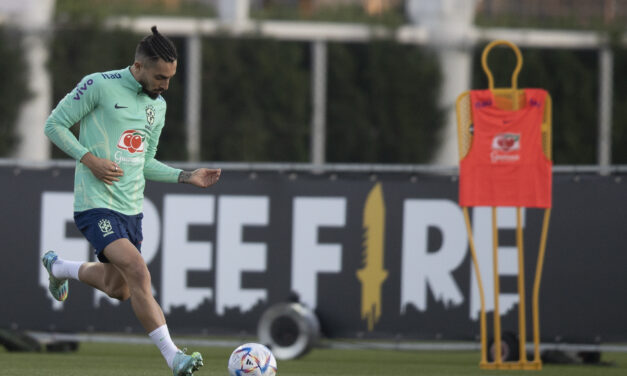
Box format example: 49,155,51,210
138,77,163,99
142,87,162,99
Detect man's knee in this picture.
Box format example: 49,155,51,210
125,261,152,286
106,284,131,301
103,239,150,286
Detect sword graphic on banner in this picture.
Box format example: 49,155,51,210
356,182,388,331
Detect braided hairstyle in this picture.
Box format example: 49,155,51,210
135,26,178,64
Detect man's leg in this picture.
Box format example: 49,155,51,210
102,238,164,331
78,262,130,301
102,238,203,374
43,251,130,301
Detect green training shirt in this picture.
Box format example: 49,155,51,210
45,66,182,215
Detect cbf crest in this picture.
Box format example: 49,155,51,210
145,105,156,129
98,218,114,237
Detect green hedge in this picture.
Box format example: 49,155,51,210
613,49,627,164
472,45,599,164
326,41,443,163
0,28,30,157
197,37,443,163
200,37,310,162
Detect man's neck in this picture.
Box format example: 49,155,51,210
129,65,139,81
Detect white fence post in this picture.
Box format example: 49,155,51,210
597,45,613,174
406,0,477,166
185,34,202,162
311,40,328,167
1,0,54,161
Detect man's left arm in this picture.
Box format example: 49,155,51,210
145,158,221,188
143,115,220,187
177,168,221,188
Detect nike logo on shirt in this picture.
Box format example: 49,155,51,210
114,104,128,109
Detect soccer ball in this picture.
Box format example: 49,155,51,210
227,343,277,376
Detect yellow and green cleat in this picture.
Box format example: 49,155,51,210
172,350,203,376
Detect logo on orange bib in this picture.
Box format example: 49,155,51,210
492,133,520,152
491,133,520,163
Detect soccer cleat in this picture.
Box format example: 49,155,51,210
41,251,68,302
172,350,203,376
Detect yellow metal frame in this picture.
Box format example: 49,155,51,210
456,40,552,371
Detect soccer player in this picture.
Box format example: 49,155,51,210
42,26,219,376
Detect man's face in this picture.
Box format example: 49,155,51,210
134,58,177,99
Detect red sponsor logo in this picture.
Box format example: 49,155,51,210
492,133,520,152
491,133,521,163
117,130,145,153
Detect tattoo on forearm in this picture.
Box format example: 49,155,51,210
178,171,192,183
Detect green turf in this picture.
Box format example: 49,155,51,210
0,342,626,376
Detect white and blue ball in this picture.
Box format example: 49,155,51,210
227,343,277,376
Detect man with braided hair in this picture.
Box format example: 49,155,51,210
43,26,216,375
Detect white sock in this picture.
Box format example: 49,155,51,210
149,325,179,369
51,259,82,280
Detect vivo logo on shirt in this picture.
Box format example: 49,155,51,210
72,79,94,100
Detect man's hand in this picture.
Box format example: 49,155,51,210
179,168,221,188
80,152,124,185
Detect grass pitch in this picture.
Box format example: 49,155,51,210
1,342,626,376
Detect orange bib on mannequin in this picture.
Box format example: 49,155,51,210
459,88,552,208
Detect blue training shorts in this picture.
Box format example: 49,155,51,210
74,208,143,263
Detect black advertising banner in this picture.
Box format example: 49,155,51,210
0,164,626,343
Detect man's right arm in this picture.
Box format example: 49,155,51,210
44,74,124,185
44,74,99,161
